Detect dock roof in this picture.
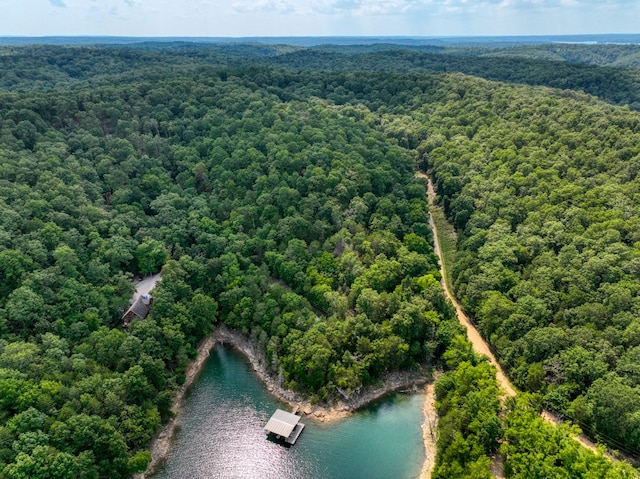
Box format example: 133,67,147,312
264,409,301,438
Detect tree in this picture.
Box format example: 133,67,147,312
187,294,218,338
53,245,81,278
127,450,151,475
5,287,46,337
50,414,128,478
0,250,32,300
135,239,168,275
3,446,97,479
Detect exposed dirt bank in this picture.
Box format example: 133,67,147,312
420,381,438,479
213,324,431,421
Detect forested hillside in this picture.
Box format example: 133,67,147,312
417,75,640,456
0,43,639,478
2,43,640,110
483,43,640,68
0,62,461,478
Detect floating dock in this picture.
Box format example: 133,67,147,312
264,409,305,445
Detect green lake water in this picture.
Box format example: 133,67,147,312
152,345,426,479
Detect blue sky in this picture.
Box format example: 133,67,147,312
0,0,638,37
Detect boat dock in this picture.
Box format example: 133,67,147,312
264,409,305,445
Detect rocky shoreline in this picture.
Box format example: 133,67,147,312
137,332,219,478
139,323,436,477
420,380,439,479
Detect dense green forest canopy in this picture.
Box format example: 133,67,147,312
0,52,462,478
419,75,640,457
1,42,640,110
482,43,640,68
1,42,640,477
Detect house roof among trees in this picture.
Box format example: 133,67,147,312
122,295,151,320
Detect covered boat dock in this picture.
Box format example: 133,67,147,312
264,409,305,445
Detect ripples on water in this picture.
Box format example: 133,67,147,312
153,345,424,479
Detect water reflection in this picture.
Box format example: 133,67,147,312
153,345,424,479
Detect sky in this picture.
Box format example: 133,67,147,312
0,0,638,37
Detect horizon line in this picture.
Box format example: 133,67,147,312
1,33,639,39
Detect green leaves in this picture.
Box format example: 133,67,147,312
126,450,151,475
3,446,97,479
502,395,637,479
135,240,167,276
433,361,502,479
425,72,640,455
5,288,45,338
1,43,638,478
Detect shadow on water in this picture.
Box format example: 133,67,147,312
153,345,425,479
265,434,293,448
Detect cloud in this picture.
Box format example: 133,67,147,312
224,0,633,19
232,0,298,14
308,0,610,17
232,0,419,15
49,0,66,7
308,0,495,16
311,0,420,15
495,0,602,9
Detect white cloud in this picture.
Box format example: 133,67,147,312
307,0,514,17
310,0,421,15
231,0,298,14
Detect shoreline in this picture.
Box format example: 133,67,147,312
140,323,436,477
213,324,432,422
137,332,219,478
420,380,439,479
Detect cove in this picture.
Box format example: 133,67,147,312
152,344,426,479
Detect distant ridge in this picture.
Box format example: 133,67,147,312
0,34,639,47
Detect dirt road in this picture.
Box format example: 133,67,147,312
417,172,624,462
418,172,516,397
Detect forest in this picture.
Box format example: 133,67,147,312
0,41,639,478
418,75,640,456
2,41,640,110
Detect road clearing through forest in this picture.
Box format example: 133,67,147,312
417,172,517,398
416,172,617,463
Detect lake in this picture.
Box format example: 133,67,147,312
152,345,426,479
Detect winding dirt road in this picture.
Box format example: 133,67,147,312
417,172,621,463
418,172,517,398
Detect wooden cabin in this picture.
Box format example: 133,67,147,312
122,294,152,328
